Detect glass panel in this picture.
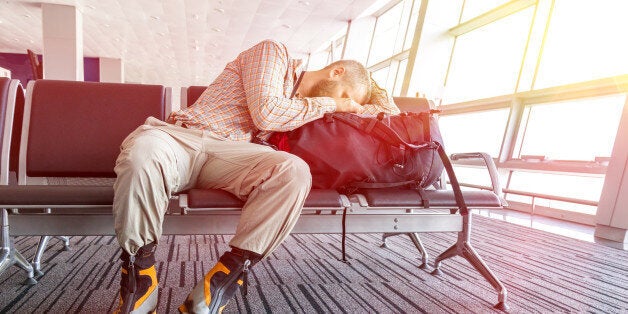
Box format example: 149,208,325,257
438,108,510,157
393,58,408,96
371,65,390,90
395,0,414,53
515,94,626,161
368,2,404,66
332,36,345,61
450,165,495,188
535,0,628,89
443,7,533,104
307,49,330,70
506,171,603,215
403,0,421,50
460,0,512,22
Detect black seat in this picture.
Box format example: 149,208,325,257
359,188,501,208
186,188,344,210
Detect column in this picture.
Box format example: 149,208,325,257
99,58,124,83
595,97,628,246
42,3,83,80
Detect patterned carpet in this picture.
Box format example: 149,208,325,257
1,214,627,313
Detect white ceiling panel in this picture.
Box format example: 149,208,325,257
0,0,381,96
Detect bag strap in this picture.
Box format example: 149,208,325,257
400,114,420,143
434,142,469,215
329,113,434,150
348,180,419,189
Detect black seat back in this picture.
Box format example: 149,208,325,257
21,80,166,180
0,78,24,185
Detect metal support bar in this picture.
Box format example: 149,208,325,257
8,213,463,236
431,213,509,310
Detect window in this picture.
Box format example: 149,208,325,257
368,2,405,66
362,0,422,97
514,94,626,161
438,108,510,157
534,0,628,89
450,165,496,188
307,50,330,71
506,171,603,215
443,7,533,104
306,25,348,70
407,0,627,224
460,0,512,23
370,58,409,97
393,58,408,96
403,0,422,50
371,66,391,92
331,36,346,61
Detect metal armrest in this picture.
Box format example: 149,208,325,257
450,152,507,206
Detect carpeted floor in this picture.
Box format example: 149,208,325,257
1,214,627,313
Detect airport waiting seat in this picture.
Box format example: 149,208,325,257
180,85,207,109
0,82,508,309
177,86,509,309
0,77,37,284
13,80,168,276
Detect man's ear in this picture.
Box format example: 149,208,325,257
329,66,345,79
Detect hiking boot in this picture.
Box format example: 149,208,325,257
114,244,158,314
179,249,261,314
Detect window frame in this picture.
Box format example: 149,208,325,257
366,0,424,97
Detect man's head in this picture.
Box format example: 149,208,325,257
297,60,372,104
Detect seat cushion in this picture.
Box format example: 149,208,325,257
187,188,243,208
0,185,113,206
186,188,343,209
359,188,501,208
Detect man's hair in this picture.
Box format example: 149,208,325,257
324,60,372,104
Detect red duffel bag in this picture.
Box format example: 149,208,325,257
267,111,444,192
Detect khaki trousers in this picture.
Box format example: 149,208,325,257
113,117,311,256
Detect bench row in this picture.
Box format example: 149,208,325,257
0,78,508,310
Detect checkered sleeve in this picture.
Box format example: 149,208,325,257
358,78,400,115
239,40,336,131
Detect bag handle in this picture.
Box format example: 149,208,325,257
328,113,434,150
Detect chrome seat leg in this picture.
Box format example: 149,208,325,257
30,208,71,276
431,242,458,275
32,235,50,276
1,208,37,285
408,233,429,269
461,241,509,310
431,214,509,310
55,236,70,251
380,232,399,248
382,232,429,269
31,234,70,276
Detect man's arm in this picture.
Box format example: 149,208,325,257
358,78,401,115
240,40,343,132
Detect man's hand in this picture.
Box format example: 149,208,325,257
333,98,362,113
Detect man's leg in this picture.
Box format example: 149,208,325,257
113,122,206,314
115,243,158,314
180,142,311,313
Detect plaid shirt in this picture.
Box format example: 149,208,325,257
169,40,400,142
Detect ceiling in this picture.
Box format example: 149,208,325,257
0,0,382,92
